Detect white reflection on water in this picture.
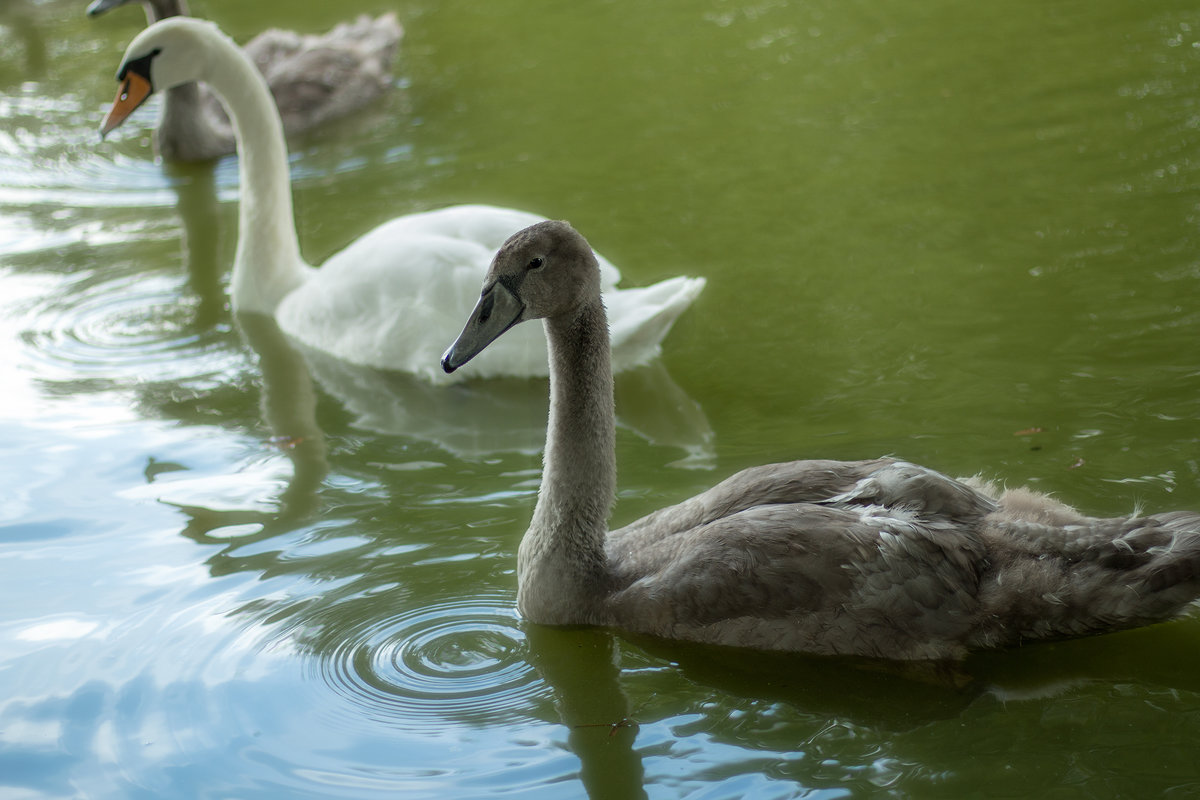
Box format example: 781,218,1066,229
15,618,102,642
0,270,59,420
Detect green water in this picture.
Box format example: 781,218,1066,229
3,0,1200,797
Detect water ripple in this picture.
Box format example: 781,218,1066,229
315,594,544,731
21,271,235,383
0,152,176,209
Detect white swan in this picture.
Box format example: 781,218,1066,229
99,18,705,380
442,220,1200,660
88,0,402,162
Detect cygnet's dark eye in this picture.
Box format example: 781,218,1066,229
526,257,544,271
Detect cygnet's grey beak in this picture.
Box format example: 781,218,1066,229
87,0,131,16
441,281,525,373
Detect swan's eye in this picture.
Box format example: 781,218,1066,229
527,257,544,271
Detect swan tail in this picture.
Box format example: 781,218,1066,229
1114,511,1200,617
981,512,1200,647
253,13,403,134
328,13,404,62
605,276,705,372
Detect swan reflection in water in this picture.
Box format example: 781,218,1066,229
299,342,714,465
224,309,713,524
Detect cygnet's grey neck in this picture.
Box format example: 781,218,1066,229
146,0,188,23
157,82,223,162
518,298,617,625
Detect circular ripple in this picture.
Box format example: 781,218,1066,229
316,594,546,729
22,271,238,383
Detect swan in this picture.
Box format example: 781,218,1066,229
99,18,705,380
442,220,1200,660
88,0,402,162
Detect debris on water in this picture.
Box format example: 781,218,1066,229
572,718,639,737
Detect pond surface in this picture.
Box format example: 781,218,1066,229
4,0,1200,797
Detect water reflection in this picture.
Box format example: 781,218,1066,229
302,346,715,463
236,312,329,519
523,626,647,800
0,0,46,80
165,158,226,328
630,636,975,730
310,593,545,730
240,296,713,464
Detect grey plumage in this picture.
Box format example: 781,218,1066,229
608,459,1200,659
442,220,1200,661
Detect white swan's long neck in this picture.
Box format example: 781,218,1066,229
518,299,616,625
200,32,308,313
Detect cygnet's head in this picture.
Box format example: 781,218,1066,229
87,0,188,23
441,220,600,373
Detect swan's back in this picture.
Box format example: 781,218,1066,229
249,14,402,133
604,458,1200,659
276,205,701,379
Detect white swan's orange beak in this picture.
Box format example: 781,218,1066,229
100,72,153,139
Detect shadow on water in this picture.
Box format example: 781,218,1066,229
628,634,976,728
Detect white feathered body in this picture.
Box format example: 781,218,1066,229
276,205,704,380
